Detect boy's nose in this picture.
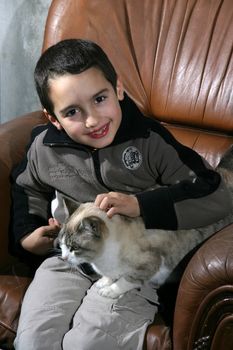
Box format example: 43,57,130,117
85,114,98,128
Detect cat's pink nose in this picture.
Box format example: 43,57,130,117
62,254,68,261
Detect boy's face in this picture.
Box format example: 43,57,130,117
45,67,124,149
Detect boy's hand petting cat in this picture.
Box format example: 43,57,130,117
20,218,61,256
95,192,140,218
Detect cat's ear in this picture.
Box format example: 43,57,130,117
81,216,104,238
63,197,80,217
51,192,79,222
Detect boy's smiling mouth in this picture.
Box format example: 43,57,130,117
88,122,110,139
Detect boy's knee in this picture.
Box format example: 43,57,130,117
14,329,62,350
63,327,118,350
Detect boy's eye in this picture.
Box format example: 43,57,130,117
95,95,106,104
66,108,80,117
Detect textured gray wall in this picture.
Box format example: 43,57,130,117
0,0,51,123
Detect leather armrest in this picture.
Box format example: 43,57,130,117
173,223,233,350
145,314,171,350
0,264,33,349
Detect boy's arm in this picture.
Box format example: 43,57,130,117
135,127,232,230
11,174,56,257
136,176,231,230
10,126,56,257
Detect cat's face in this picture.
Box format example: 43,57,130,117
58,203,108,266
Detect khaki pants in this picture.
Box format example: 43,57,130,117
15,257,158,350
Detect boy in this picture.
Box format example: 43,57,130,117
11,39,232,349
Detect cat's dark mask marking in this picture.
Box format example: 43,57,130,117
79,217,103,239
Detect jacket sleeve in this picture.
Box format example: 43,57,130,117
10,126,54,257
136,123,232,230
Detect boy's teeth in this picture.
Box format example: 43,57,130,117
89,123,109,138
93,125,105,134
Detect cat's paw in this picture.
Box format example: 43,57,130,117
95,276,113,289
97,277,141,298
97,284,122,299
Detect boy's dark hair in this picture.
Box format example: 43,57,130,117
34,39,117,117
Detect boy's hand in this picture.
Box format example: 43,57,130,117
20,218,61,256
95,192,140,218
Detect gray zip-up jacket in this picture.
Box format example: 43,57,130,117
11,95,232,260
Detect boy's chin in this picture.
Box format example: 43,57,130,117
85,136,115,149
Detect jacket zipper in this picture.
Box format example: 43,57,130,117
91,149,112,191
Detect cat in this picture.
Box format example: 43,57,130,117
58,146,233,299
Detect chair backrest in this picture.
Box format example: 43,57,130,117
42,0,233,167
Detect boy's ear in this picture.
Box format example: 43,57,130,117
43,109,63,130
116,78,124,101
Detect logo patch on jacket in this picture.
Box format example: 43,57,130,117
49,163,77,180
122,146,142,170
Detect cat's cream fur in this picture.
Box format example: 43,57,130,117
58,147,233,299
58,205,229,299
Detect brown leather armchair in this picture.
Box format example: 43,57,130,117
0,1,232,349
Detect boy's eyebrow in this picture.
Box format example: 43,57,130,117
92,88,109,98
59,88,110,115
